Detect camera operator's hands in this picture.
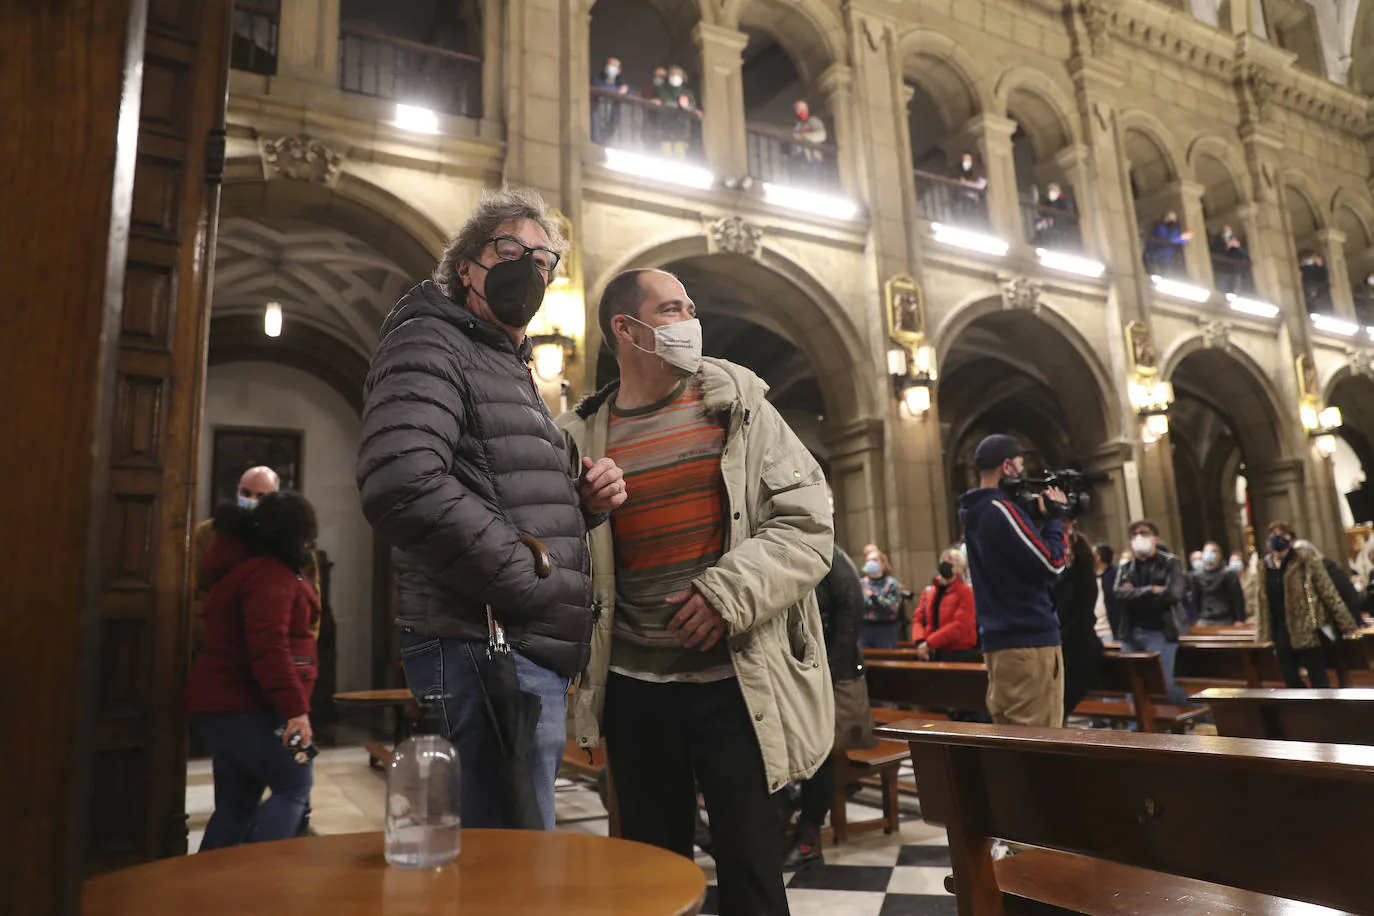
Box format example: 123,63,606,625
1037,486,1068,518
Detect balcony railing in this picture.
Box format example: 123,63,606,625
1355,291,1374,326
1021,201,1081,250
1300,266,1333,313
1210,252,1255,296
590,88,703,160
1140,228,1190,278
339,25,482,119
745,123,839,189
230,2,279,76
914,170,988,227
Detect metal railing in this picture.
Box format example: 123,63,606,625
230,2,279,75
744,123,839,189
339,25,482,119
1210,252,1254,296
590,88,703,160
1021,201,1081,250
914,169,988,227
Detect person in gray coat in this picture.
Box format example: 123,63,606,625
357,188,626,830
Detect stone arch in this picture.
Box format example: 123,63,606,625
207,314,370,415
897,29,988,130
725,0,846,84
587,233,875,422
1186,134,1252,212
1331,188,1374,246
1118,111,1186,200
1279,170,1329,241
1324,365,1374,487
993,66,1079,159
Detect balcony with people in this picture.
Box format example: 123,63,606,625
740,31,840,193
1192,147,1255,297
904,54,988,232
1003,83,1087,258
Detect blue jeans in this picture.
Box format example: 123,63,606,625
191,709,314,850
859,621,899,650
1121,626,1189,705
399,634,570,830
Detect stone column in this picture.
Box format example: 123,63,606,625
824,421,888,555
1137,434,1185,559
1305,450,1351,559
278,0,340,86
693,23,749,179
1247,461,1312,539
479,0,505,138
1052,143,1099,258
952,114,1021,244
1176,180,1214,290
1082,442,1136,548
817,63,858,197
1316,228,1356,319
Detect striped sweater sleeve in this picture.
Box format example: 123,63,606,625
989,499,1066,580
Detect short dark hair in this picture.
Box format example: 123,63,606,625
598,269,674,358
1267,520,1296,537
1128,519,1159,537
1094,543,1114,566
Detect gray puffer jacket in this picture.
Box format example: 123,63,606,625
357,281,594,678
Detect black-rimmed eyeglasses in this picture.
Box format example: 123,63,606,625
485,236,561,273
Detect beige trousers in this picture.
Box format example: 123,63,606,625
985,645,1065,727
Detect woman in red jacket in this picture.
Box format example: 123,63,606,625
187,491,321,850
910,548,979,661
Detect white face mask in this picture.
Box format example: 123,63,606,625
669,74,684,87
626,315,702,375
1130,535,1154,556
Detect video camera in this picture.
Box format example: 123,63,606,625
999,468,1109,521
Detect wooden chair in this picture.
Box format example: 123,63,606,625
1194,687,1374,744
880,720,1374,915
1075,651,1207,733
827,741,905,845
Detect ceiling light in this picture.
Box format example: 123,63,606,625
604,148,714,190
761,183,859,220
394,103,440,134
1151,275,1210,303
1036,248,1105,278
1226,294,1280,318
1311,313,1360,336
930,223,1009,257
264,301,282,338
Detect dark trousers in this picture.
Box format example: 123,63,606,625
604,674,790,916
191,709,313,851
796,754,834,829
1276,636,1331,688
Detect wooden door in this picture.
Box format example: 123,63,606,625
86,0,233,871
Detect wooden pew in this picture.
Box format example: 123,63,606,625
1170,641,1278,691
863,659,989,710
1076,652,1207,733
1194,687,1374,744
878,719,1374,915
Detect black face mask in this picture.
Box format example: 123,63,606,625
1269,533,1292,554
938,562,954,580
470,254,547,328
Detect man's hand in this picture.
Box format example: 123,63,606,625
579,456,627,515
666,587,728,651
1150,585,1165,594
914,641,930,661
282,714,312,748
1037,486,1068,517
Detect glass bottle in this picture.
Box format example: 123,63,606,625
384,734,462,867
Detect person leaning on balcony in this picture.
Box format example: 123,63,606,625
790,99,828,179
1145,211,1193,274
650,65,700,160
591,57,630,146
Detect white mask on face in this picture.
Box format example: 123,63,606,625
626,315,702,375
1130,535,1154,556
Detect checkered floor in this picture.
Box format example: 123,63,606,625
188,750,957,914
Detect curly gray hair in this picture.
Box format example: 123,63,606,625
432,187,568,297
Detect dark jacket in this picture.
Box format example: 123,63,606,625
816,547,865,683
958,488,1064,652
911,576,978,653
1054,538,1104,714
186,505,320,721
1115,551,1188,640
1190,565,1246,626
357,281,594,678
1099,565,1122,638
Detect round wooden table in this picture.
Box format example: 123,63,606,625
84,830,706,915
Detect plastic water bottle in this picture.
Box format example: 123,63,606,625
385,734,462,868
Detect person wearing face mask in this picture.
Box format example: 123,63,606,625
1257,523,1359,688
959,435,1069,727
858,551,905,650
557,268,832,916
1114,521,1189,704
650,65,701,160
1189,541,1247,627
357,188,628,831
591,56,630,146
910,548,979,662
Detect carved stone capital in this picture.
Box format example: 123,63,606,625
1199,319,1233,351
260,136,344,187
708,215,762,259
1239,62,1277,121
1001,277,1043,315
1081,0,1112,57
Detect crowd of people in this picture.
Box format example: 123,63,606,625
181,186,1374,916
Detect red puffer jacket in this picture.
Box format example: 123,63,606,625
910,577,978,652
186,525,320,721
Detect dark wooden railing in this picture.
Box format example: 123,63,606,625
1211,252,1255,296
589,87,703,159
339,25,482,119
230,2,279,76
745,122,839,189
1021,200,1081,250
914,169,988,227
1140,227,1190,278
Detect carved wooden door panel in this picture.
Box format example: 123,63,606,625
86,0,232,871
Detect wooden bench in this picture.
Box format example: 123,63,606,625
1169,641,1278,691
332,688,420,768
878,720,1374,914
827,741,904,845
1194,687,1374,745
1076,652,1207,733
863,659,989,711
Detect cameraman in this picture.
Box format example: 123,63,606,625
959,435,1068,727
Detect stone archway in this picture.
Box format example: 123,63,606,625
1326,369,1374,526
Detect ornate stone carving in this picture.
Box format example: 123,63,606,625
1001,277,1043,315
1199,319,1232,350
1240,62,1277,120
709,216,762,258
1081,0,1111,57
260,136,344,186
1125,320,1158,374
1350,349,1374,380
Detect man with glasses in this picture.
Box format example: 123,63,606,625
357,188,627,830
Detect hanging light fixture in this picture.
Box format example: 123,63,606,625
264,301,283,338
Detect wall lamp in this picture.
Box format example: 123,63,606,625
889,338,937,416
1301,401,1343,457
1129,374,1174,444
530,330,576,384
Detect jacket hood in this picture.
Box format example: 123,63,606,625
380,281,533,360
571,357,768,421
959,487,1006,513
